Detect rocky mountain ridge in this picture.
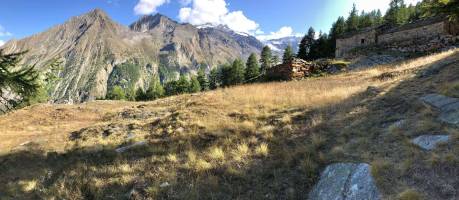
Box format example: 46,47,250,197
1,9,264,103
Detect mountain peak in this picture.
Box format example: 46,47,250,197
130,13,178,32
85,8,109,20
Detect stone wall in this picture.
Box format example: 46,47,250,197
378,21,447,44
336,29,376,58
335,17,458,58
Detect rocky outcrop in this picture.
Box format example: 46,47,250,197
1,10,263,103
308,163,381,200
411,135,450,150
420,94,459,126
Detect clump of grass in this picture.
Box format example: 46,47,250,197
232,143,250,162
254,143,269,157
398,189,423,200
207,147,225,161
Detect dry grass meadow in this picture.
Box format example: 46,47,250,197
0,49,458,199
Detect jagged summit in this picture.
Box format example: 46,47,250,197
129,13,179,32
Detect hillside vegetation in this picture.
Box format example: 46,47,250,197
0,50,458,199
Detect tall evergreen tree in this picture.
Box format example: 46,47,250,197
0,51,41,112
197,68,209,91
272,55,280,65
189,76,201,93
228,59,245,85
176,74,190,94
346,4,360,32
219,63,232,87
260,46,273,74
385,0,409,26
282,45,295,64
209,68,220,90
297,35,309,60
146,75,164,100
245,53,260,82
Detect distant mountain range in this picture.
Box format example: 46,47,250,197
1,9,299,103
264,36,302,55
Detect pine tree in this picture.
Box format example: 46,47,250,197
0,50,40,112
209,68,220,90
145,75,164,100
245,53,260,82
282,45,294,64
228,59,245,85
272,55,280,65
297,35,309,60
346,4,360,32
260,46,273,74
305,27,317,60
197,68,209,91
176,74,190,94
385,0,409,26
189,76,201,93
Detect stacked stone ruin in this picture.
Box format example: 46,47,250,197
336,16,459,58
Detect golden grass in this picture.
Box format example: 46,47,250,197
0,49,458,199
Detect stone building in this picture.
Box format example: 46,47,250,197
336,16,459,58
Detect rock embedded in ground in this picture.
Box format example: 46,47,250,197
420,94,459,126
115,141,147,153
411,135,450,150
308,163,381,200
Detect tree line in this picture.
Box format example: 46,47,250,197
106,52,269,101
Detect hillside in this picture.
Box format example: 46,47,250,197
1,9,264,103
1,49,458,199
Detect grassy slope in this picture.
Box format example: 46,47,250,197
0,50,458,199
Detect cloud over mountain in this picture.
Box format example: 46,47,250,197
178,0,259,34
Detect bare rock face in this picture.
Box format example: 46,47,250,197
308,163,381,200
1,10,263,103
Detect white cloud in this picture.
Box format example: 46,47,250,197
256,26,301,41
0,25,12,37
178,0,260,34
0,40,4,47
134,0,170,15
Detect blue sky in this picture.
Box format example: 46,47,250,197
0,0,421,45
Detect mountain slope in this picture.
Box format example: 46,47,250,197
1,9,263,102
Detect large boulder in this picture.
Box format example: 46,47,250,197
309,163,381,200
420,94,459,126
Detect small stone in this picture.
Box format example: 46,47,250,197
411,135,449,150
115,141,147,153
160,182,170,188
